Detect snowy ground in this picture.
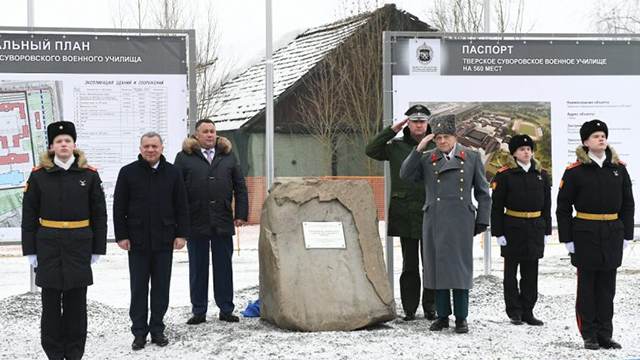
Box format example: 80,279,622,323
1,224,639,359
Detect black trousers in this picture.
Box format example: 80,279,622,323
399,237,435,315
41,287,87,360
503,257,539,318
187,231,235,315
128,250,173,337
576,268,617,341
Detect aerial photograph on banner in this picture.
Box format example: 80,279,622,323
418,101,551,181
0,81,61,227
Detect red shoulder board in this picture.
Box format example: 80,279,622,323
86,166,98,172
497,165,509,173
431,153,438,162
31,166,41,172
565,161,581,170
618,160,627,167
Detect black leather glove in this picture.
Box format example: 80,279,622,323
474,223,488,236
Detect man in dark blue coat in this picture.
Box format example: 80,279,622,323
113,132,189,350
174,119,248,324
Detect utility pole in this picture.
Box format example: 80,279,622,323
484,0,491,32
27,0,37,292
27,0,35,27
483,0,492,276
265,0,275,191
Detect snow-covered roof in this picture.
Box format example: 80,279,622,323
211,15,370,131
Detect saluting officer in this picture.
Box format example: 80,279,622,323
365,104,436,321
557,119,634,350
400,114,491,334
490,134,550,326
21,121,108,360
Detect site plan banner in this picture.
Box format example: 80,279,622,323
0,33,188,240
391,37,639,222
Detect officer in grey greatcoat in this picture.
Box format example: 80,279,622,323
400,114,491,334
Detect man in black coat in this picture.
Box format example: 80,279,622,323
22,121,107,360
557,119,634,350
174,119,248,324
113,132,189,350
491,134,551,326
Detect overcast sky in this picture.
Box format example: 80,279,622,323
1,0,600,70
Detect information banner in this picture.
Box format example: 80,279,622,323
0,33,188,240
389,35,639,222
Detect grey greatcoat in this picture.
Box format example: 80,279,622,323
400,144,491,289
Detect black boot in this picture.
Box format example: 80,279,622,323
429,317,449,331
151,333,169,347
522,315,544,326
403,313,416,321
186,314,206,325
219,312,240,322
509,315,523,325
425,310,436,320
583,338,599,350
598,338,622,349
454,319,469,334
131,335,146,351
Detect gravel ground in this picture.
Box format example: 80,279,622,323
1,226,639,359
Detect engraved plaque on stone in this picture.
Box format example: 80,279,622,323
302,222,346,249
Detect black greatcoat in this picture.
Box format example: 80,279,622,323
21,150,107,290
174,136,248,237
556,146,634,269
491,158,551,260
113,154,190,251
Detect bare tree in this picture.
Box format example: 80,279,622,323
295,57,347,176
111,0,149,30
194,8,236,120
594,0,640,33
151,0,186,29
428,0,527,33
299,1,431,175
293,0,386,176
494,0,525,33
430,0,485,32
335,11,388,175
111,0,232,120
336,0,381,18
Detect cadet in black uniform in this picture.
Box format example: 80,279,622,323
557,119,634,350
21,121,107,360
491,135,551,326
